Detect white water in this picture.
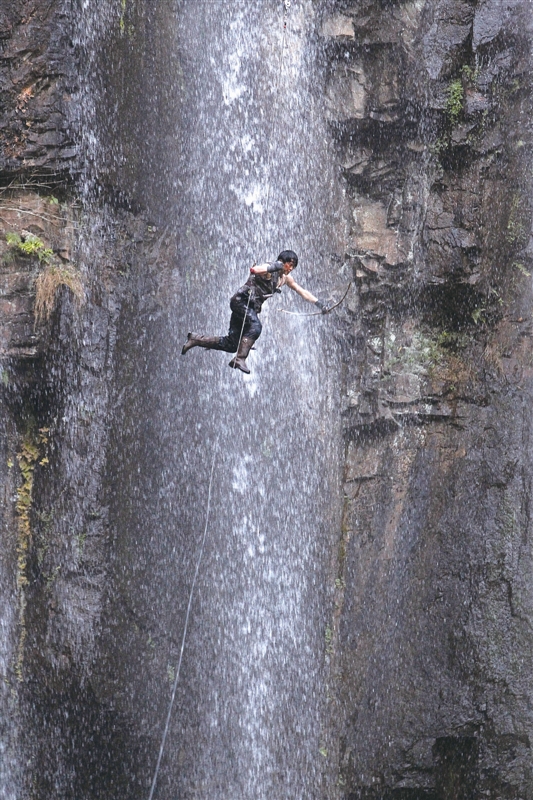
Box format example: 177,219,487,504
9,1,349,797
135,4,346,797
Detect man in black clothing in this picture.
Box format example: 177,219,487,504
181,250,327,374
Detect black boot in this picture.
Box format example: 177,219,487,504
181,333,221,355
228,337,254,374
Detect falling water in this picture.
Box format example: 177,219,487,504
88,1,347,798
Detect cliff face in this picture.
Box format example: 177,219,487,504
0,3,160,795
320,0,533,797
0,1,532,799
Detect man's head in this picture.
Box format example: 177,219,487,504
277,250,298,268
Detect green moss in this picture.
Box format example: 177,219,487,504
35,510,52,567
446,79,464,126
461,65,480,83
119,0,135,37
325,625,333,655
513,262,531,277
385,330,442,373
471,307,486,325
43,565,61,591
14,426,48,681
506,194,528,246
431,135,449,155
119,0,127,33
76,531,87,556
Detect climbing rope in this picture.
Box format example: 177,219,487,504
147,436,219,800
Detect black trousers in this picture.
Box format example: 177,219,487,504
215,292,262,353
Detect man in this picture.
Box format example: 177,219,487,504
181,250,328,374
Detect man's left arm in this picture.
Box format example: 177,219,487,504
286,275,327,312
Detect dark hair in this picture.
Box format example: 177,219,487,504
277,249,298,267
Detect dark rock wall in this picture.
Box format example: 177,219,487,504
319,0,533,797
0,0,78,179
0,2,165,796
0,0,531,798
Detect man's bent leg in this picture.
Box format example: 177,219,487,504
219,295,262,352
227,302,262,373
228,337,255,374
181,333,225,355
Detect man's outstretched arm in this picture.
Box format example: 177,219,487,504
285,275,327,311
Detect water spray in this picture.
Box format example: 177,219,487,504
147,437,219,800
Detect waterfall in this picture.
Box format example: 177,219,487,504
93,1,346,797
6,0,530,795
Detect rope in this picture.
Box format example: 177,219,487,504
147,436,219,800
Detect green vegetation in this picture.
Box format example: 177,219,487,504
76,531,87,556
435,330,470,350
506,194,528,246
44,565,61,591
432,67,478,158
471,307,486,325
5,231,85,322
6,231,53,263
119,0,135,37
461,65,480,83
35,510,53,567
325,625,333,655
15,425,49,681
513,261,531,277
119,0,127,33
446,78,464,126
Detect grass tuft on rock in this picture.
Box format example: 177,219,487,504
35,264,85,323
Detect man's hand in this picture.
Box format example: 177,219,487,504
315,300,328,314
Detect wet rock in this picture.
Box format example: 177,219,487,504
0,1,79,180
473,0,514,49
322,0,533,796
321,14,354,40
